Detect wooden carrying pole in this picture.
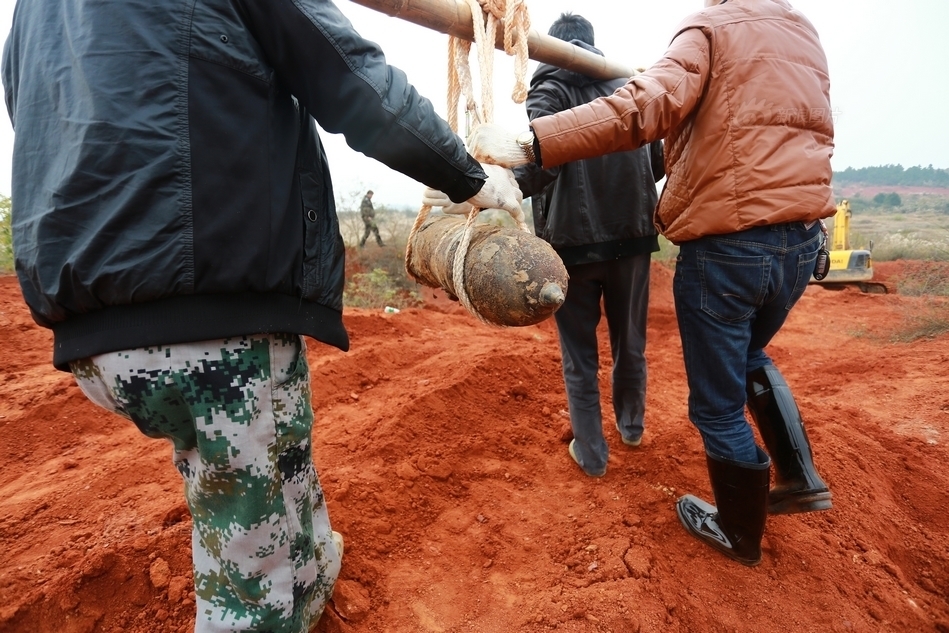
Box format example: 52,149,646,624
348,0,637,81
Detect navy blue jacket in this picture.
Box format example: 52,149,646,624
514,41,663,267
3,0,485,369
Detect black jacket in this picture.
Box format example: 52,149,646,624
513,41,664,267
2,0,485,370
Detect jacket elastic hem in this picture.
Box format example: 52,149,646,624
555,235,660,267
51,293,349,371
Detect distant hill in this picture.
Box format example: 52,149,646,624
833,164,949,188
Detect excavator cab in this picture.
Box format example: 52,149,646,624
810,200,889,293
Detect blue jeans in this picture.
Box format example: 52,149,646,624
673,222,821,463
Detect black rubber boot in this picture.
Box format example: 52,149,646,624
676,447,771,567
746,365,832,515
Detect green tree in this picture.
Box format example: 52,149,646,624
833,164,949,187
885,192,902,207
0,195,12,273
873,192,886,205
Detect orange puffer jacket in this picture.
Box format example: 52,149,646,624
531,0,836,244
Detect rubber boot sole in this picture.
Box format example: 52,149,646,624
676,495,762,567
769,490,833,515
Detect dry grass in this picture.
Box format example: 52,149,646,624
0,196,12,274
343,267,423,310
846,209,949,262
339,204,531,308
889,302,949,342
886,261,949,342
893,261,949,297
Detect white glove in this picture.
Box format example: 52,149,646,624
467,123,530,167
423,165,527,231
468,164,524,219
422,187,473,216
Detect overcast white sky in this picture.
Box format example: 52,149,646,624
0,0,946,210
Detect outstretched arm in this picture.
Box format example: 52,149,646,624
531,28,711,170
237,0,486,203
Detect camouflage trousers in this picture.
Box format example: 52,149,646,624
71,334,341,633
359,219,383,247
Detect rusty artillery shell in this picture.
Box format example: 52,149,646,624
406,214,568,326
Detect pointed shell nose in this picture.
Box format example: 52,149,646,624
539,281,565,308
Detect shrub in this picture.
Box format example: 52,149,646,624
884,261,949,342
652,235,679,265
889,299,949,342
870,192,902,208
347,240,410,279
893,261,949,296
846,196,876,213
871,232,949,262
340,199,534,309
343,267,422,309
0,196,12,273
344,239,423,309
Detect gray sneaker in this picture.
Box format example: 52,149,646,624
616,425,642,447
568,439,606,477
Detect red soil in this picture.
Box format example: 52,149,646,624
1,260,948,633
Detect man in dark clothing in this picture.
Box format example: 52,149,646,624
358,190,384,247
513,13,664,478
2,0,522,629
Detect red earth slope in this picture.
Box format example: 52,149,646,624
1,261,947,633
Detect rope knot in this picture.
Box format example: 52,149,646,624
408,0,532,325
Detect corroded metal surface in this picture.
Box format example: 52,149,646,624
407,215,568,326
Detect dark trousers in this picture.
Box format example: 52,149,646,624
554,252,651,474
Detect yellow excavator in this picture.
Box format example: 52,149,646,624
810,200,889,294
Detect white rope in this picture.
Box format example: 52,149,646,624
406,0,531,324
450,204,493,324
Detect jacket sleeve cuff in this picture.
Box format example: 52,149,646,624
445,154,488,203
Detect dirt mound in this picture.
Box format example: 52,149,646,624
1,261,948,633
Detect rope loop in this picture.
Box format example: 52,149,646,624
407,0,531,324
